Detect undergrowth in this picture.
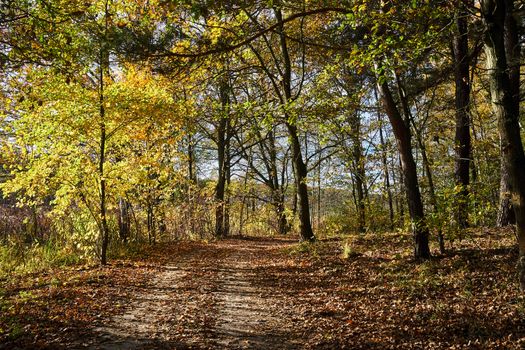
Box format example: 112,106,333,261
283,241,320,257
0,241,82,279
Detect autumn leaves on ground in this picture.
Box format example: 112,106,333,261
1,230,525,350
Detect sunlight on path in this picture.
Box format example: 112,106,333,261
87,265,189,350
212,244,300,349
81,239,301,349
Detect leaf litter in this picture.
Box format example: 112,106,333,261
1,228,525,349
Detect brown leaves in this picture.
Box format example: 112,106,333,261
0,261,155,349
243,230,525,349
2,231,525,349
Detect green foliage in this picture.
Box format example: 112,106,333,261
0,240,82,279
345,0,449,74
318,212,350,238
1,63,184,261
107,240,149,260
284,241,319,258
427,184,496,242
341,240,362,259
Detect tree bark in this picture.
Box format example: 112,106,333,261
268,129,290,235
215,77,230,238
147,201,155,244
187,133,197,183
99,0,110,265
482,0,525,291
376,75,431,260
349,112,366,233
497,0,520,227
275,7,315,241
497,156,516,226
395,75,444,253
118,198,130,243
287,122,315,241
414,126,445,253
378,112,395,230
214,115,226,237
453,0,472,229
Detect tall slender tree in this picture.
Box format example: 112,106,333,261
453,0,472,229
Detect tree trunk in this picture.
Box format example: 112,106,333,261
99,75,109,263
268,129,290,235
376,76,431,260
287,122,315,241
395,74,444,253
349,113,366,233
453,0,472,229
187,133,196,183
378,112,395,230
224,161,231,237
274,7,315,241
482,0,525,291
214,121,226,237
215,78,230,238
396,155,406,222
147,202,155,244
273,191,289,235
98,2,110,265
316,142,322,232
497,0,520,227
497,156,516,226
118,198,130,243
414,125,445,253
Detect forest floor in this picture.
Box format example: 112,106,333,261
2,229,525,349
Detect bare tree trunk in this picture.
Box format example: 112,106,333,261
378,111,395,230
147,201,155,244
224,160,231,237
118,198,130,243
317,141,322,232
396,155,406,222
395,74,444,253
215,77,230,237
128,198,140,241
497,157,516,226
376,75,431,260
99,1,110,265
274,7,315,241
482,0,525,291
215,120,226,237
287,122,315,241
187,133,196,183
453,0,472,229
268,129,290,235
413,125,445,253
349,112,366,233
497,0,520,227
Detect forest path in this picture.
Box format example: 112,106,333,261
7,232,521,349
85,238,302,350
211,239,301,349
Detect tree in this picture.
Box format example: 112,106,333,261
452,0,472,229
214,71,233,237
496,0,521,227
239,3,317,241
1,63,179,263
376,75,431,259
481,0,525,290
